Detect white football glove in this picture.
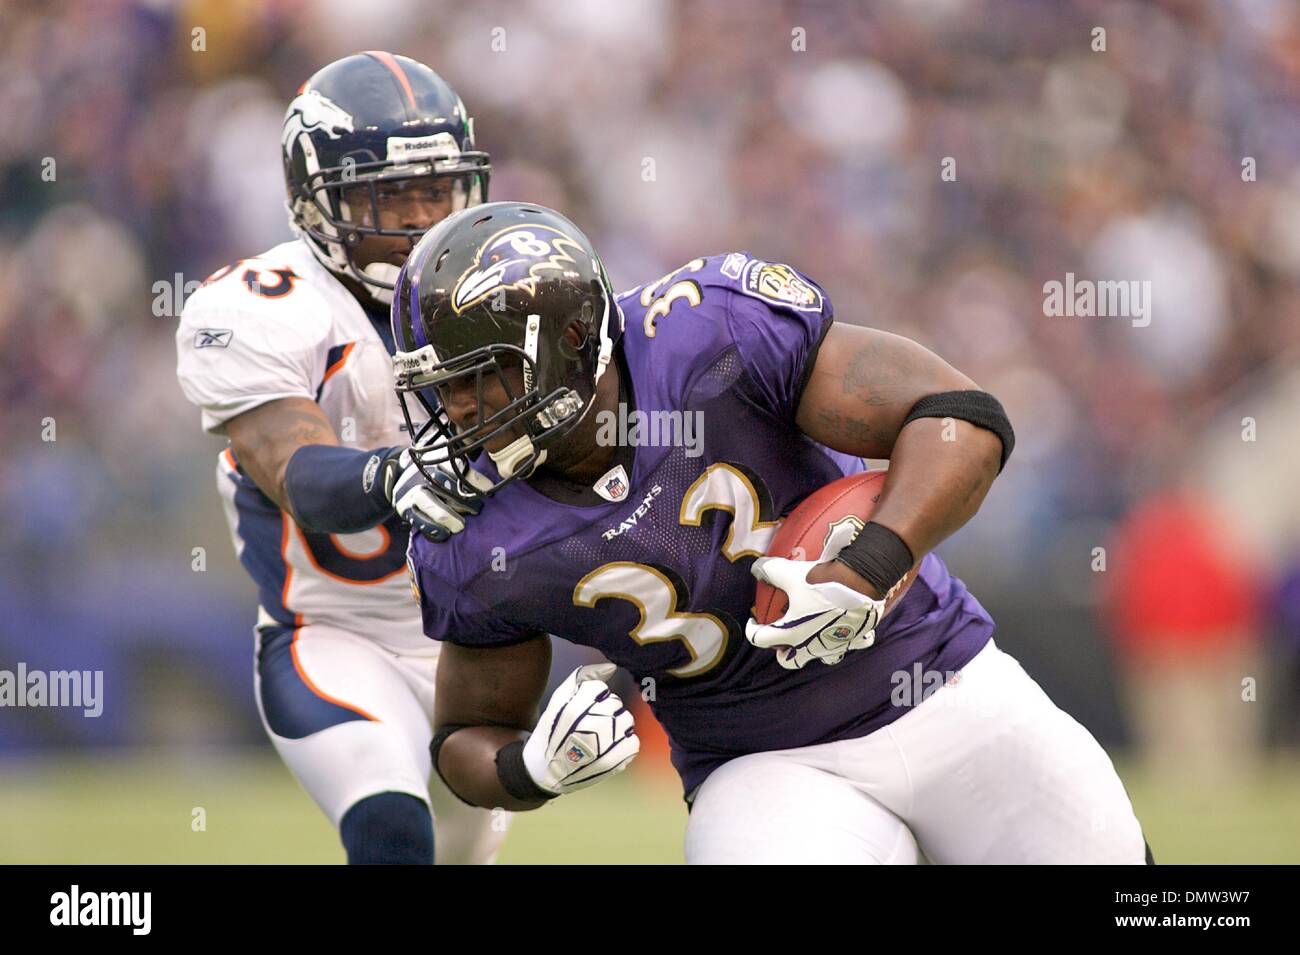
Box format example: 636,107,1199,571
744,557,885,670
381,448,491,542
522,663,640,796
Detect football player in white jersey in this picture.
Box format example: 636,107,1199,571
176,52,504,864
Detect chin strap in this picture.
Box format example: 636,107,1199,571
489,434,547,479
489,291,622,480
593,293,621,386
359,262,399,305
290,197,401,305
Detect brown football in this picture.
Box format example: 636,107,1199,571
752,470,919,624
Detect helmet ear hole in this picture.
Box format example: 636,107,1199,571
559,319,586,360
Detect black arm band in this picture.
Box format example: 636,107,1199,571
834,521,915,598
901,390,1015,471
495,740,558,803
428,723,480,807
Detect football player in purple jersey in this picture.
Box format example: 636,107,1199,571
392,201,1152,864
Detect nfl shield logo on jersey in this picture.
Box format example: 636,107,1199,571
603,474,627,499
593,464,630,502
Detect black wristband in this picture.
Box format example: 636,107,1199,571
834,521,915,598
495,740,558,803
901,390,1015,471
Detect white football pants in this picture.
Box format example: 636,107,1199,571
685,640,1147,864
253,620,509,864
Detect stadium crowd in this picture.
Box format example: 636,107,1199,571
2,0,1298,777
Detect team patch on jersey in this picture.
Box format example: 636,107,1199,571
740,261,824,312
362,453,383,494
194,328,233,348
601,483,664,540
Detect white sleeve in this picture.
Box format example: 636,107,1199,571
175,277,332,434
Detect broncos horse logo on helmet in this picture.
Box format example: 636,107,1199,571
281,89,355,150
282,51,491,303
392,203,624,495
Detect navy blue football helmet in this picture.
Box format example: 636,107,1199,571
282,52,490,301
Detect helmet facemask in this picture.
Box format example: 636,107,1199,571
394,334,590,497
281,56,490,304
391,203,624,499
290,154,489,303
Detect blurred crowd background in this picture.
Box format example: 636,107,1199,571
2,0,1299,797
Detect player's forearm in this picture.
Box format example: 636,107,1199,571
796,325,1012,595
865,415,1002,564
227,397,340,514
436,725,550,812
281,444,397,533
227,398,399,533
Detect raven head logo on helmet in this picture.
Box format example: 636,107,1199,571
391,202,625,497
282,52,491,304
451,225,589,312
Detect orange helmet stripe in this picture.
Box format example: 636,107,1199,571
365,50,417,110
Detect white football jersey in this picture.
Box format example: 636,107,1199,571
176,239,432,653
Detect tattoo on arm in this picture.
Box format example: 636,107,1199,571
798,325,975,457
840,336,920,407
226,397,339,511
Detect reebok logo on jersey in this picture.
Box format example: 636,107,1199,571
194,328,233,348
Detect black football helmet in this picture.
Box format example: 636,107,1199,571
391,202,624,495
282,52,490,302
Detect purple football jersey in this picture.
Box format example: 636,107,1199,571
409,253,994,795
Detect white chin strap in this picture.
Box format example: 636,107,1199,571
489,435,546,478
360,262,400,305
593,291,621,387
